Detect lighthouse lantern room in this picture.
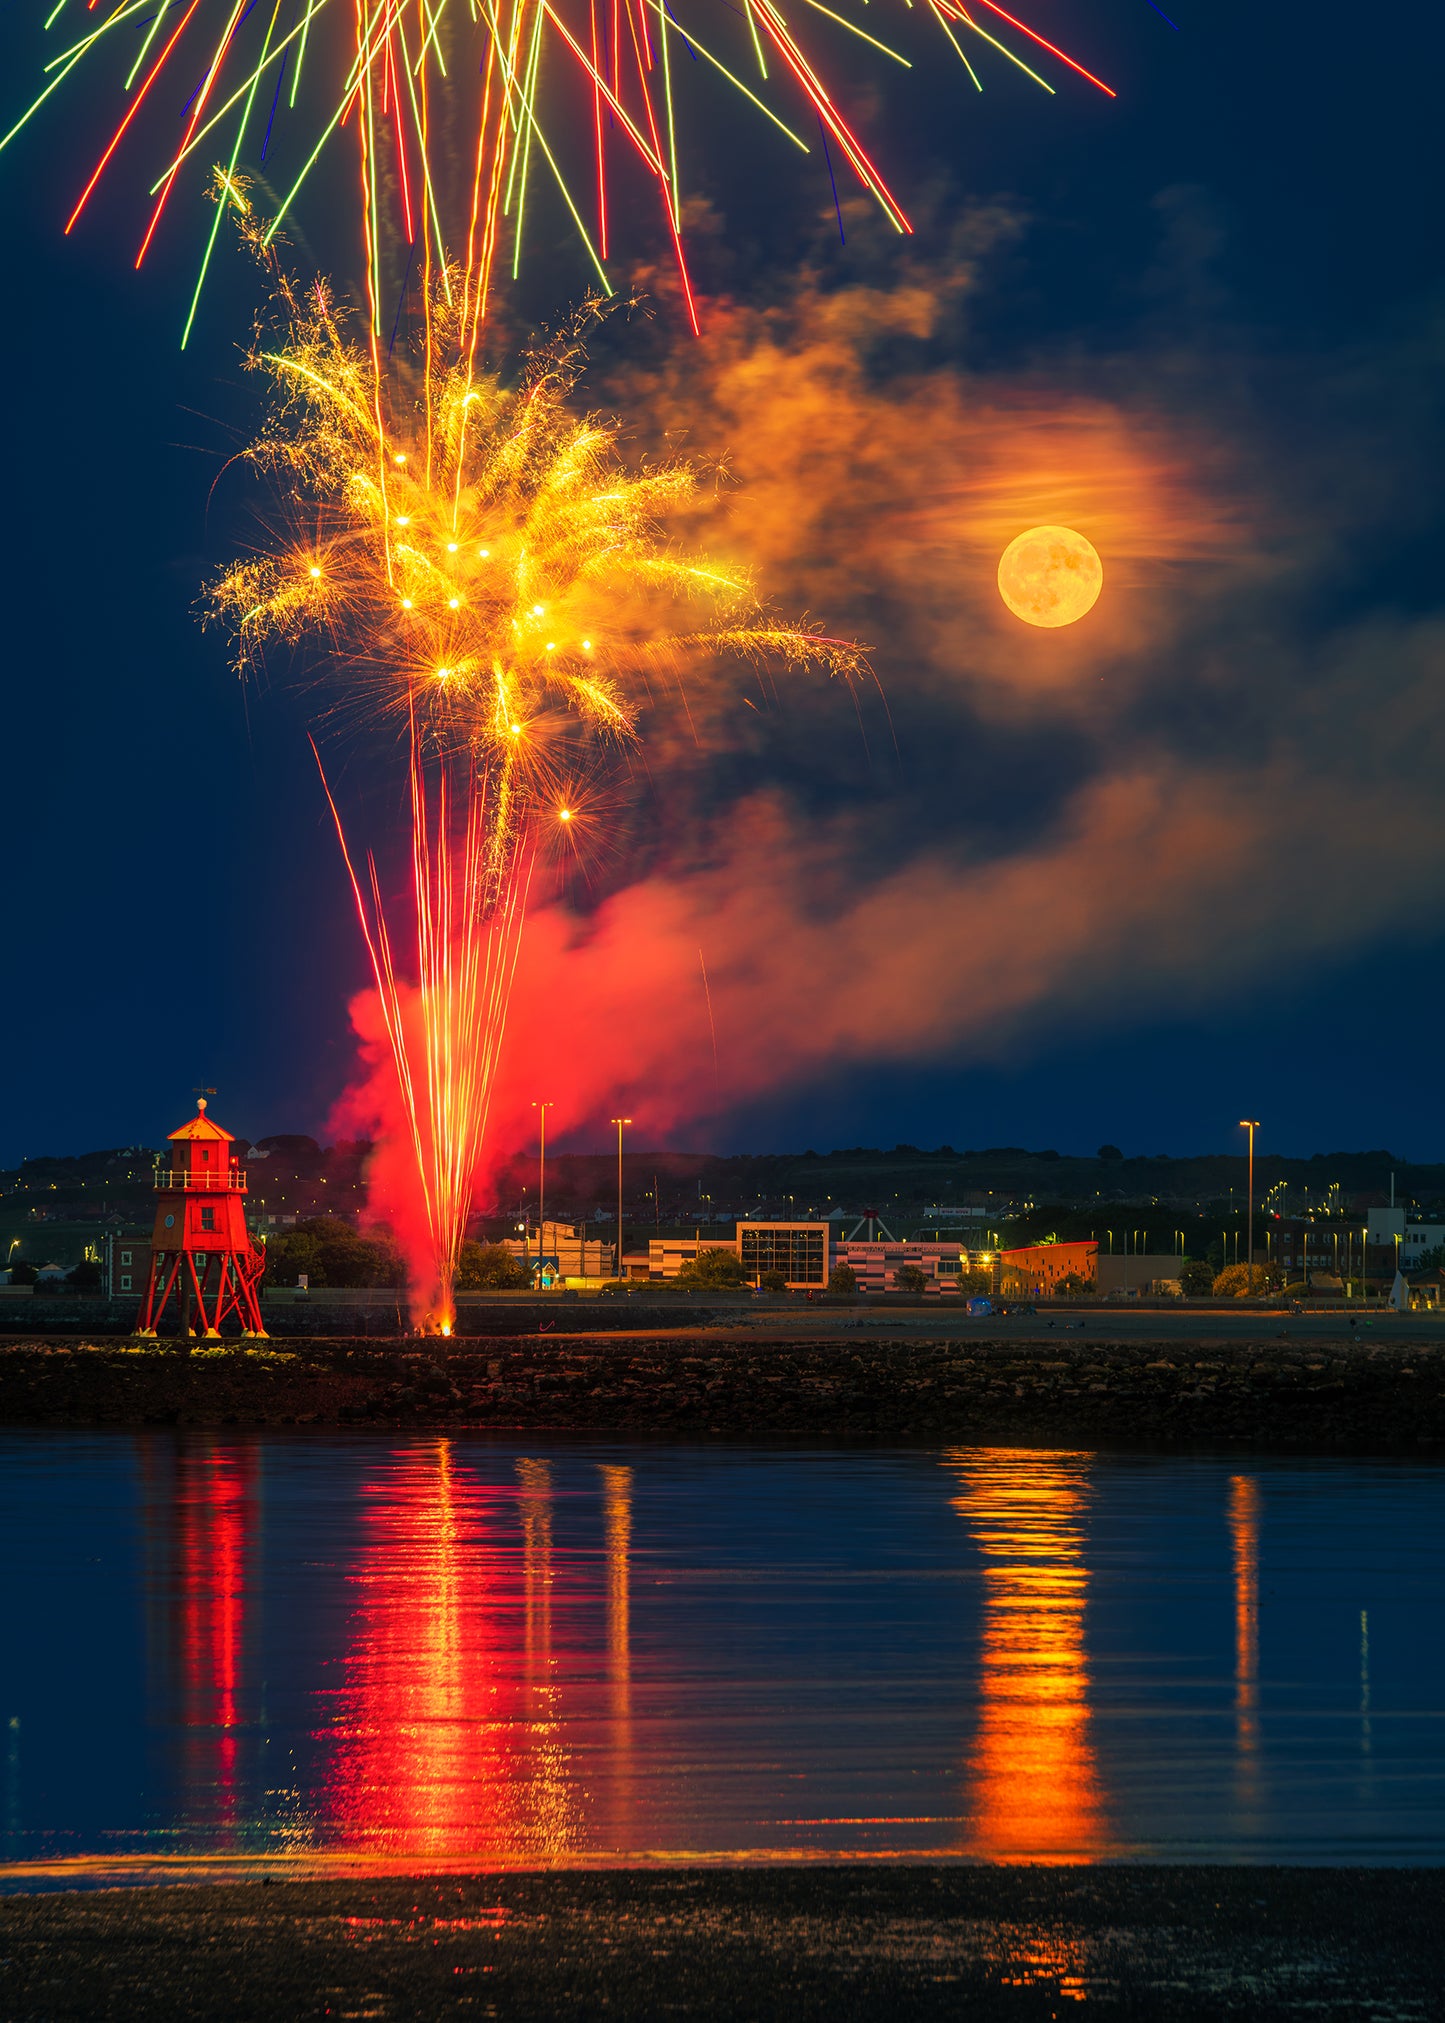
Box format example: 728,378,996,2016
134,1099,267,1338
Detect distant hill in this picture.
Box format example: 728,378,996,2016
5,1138,1439,1244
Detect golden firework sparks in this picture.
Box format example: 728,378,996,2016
207,256,867,1325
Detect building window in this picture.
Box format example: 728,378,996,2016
200,1206,217,1232
120,1275,132,1291
120,1250,132,1266
738,1225,827,1285
936,1258,962,1276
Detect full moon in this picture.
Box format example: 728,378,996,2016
997,525,1103,628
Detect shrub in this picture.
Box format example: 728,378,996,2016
759,1269,788,1293
1178,1259,1216,1297
677,1247,747,1287
263,1217,405,1288
455,1240,529,1290
1053,1271,1092,1298
1212,1262,1275,1298
828,1263,858,1298
892,1264,928,1294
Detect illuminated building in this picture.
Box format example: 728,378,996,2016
997,1242,1186,1297
738,1223,828,1287
501,1219,613,1282
647,1237,721,1279
647,1222,971,1291
832,1237,968,1293
104,1229,153,1299
996,1240,1096,1294
1093,1253,1187,1294
648,1221,832,1288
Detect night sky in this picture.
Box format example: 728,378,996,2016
3,0,1443,1168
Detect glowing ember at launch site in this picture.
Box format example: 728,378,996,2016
207,246,866,1325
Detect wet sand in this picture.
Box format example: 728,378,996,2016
3,1866,1441,2019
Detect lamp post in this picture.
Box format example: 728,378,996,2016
532,1100,554,1284
1239,1120,1260,1284
610,1117,631,1280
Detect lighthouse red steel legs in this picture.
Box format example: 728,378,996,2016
134,1100,267,1339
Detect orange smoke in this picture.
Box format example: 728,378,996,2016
333,268,1445,1195
611,268,1255,714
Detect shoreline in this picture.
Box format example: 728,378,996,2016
3,1330,1443,1449
4,1866,1443,2018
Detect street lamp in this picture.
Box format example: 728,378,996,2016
532,1101,554,1284
1239,1120,1261,1283
610,1117,632,1280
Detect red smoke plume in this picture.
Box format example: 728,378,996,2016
332,270,1445,1273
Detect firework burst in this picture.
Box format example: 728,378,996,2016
4,0,1115,345
207,245,866,1322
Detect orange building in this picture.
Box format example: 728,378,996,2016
999,1240,1098,1295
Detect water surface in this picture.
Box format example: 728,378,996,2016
2,1432,1442,1883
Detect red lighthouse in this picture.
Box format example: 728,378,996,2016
134,1100,267,1339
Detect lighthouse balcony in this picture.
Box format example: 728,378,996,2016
154,1170,249,1193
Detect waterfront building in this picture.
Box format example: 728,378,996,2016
501,1221,614,1280
831,1237,967,1294
999,1240,1097,1295
1094,1253,1188,1296
738,1222,828,1288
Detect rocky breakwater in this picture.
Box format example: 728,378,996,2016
0,1334,1443,1447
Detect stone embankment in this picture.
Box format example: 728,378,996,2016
1,1334,1443,1447
0,1296,727,1335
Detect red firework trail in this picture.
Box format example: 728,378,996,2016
315,730,530,1331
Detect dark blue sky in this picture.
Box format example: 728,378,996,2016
2,0,1443,1165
